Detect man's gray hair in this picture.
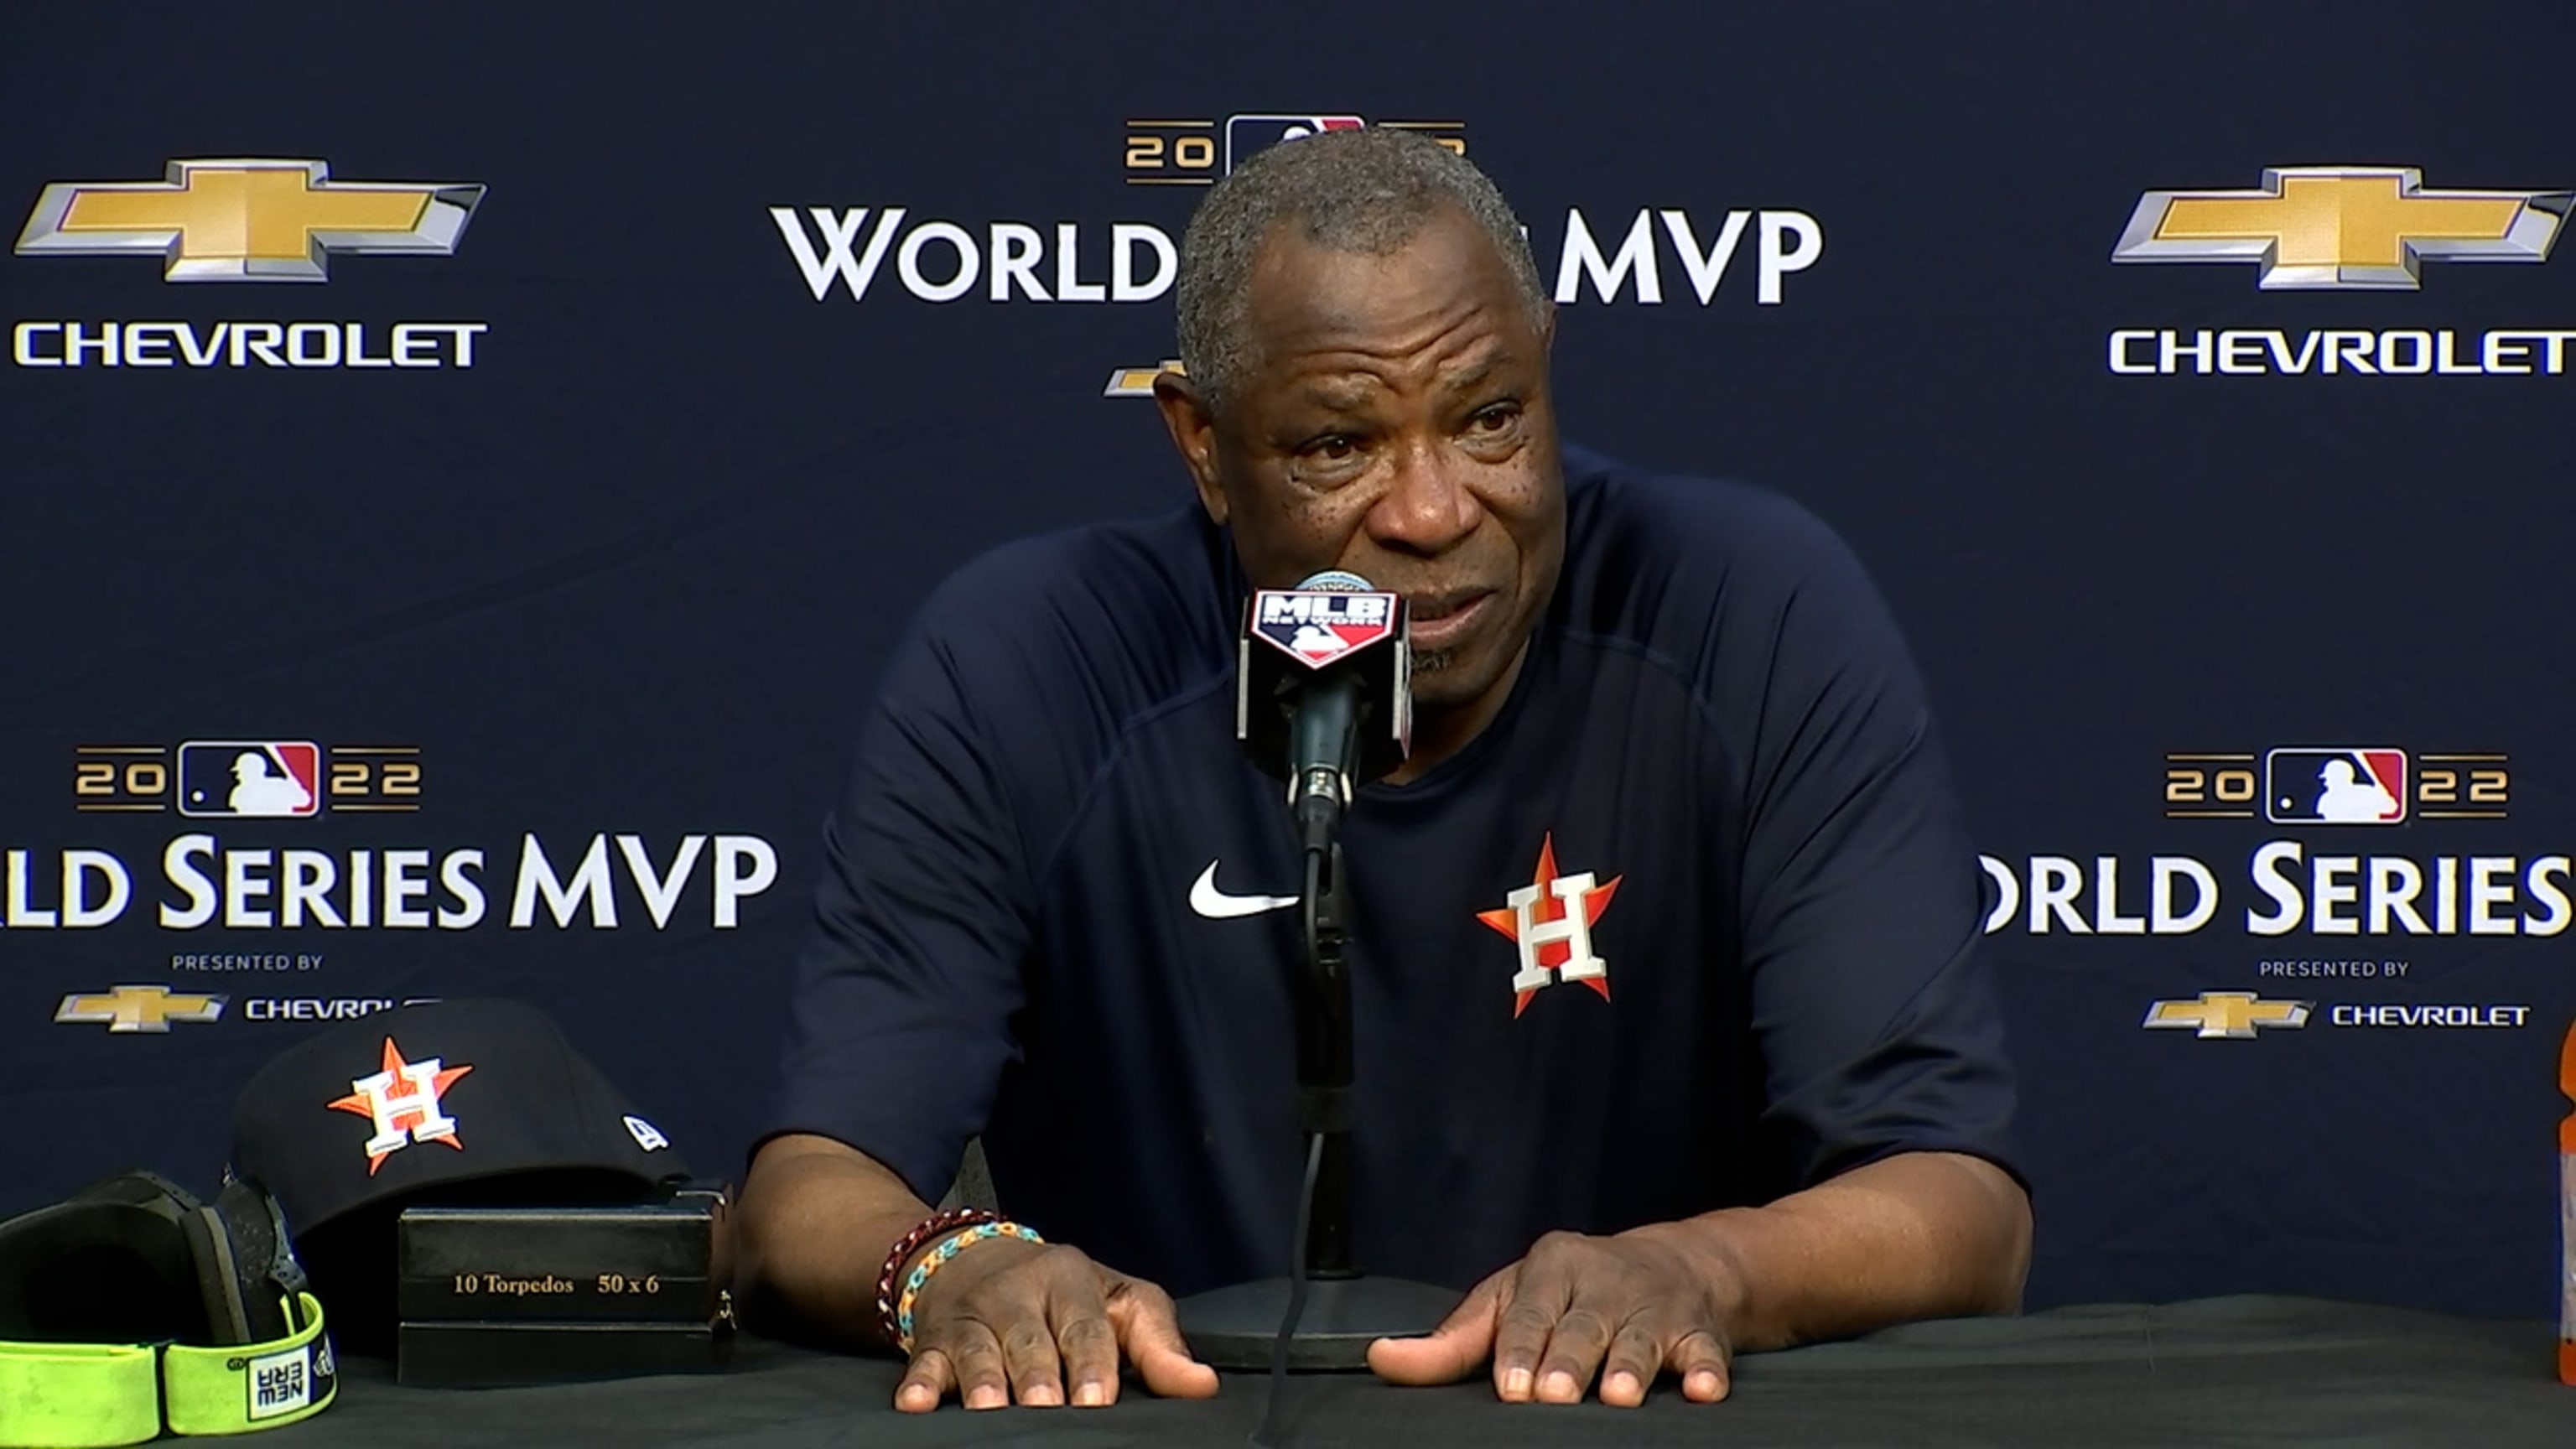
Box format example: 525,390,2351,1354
1173,127,1551,412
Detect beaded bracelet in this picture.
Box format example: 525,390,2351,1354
875,1207,996,1344
895,1219,1044,1353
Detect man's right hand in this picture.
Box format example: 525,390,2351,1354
735,1135,1219,1409
894,1236,1218,1411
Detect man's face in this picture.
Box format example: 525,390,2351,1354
1157,206,1563,714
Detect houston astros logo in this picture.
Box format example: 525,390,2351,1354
327,1036,474,1173
1477,833,1620,1018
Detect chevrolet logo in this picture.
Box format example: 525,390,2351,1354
55,984,227,1033
16,158,483,282
1103,359,1184,397
2142,991,2311,1041
2112,167,2569,290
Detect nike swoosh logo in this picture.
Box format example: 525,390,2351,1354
1189,860,1298,919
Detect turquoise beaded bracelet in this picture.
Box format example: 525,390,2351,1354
895,1219,1043,1353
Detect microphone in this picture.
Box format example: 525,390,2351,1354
1182,570,1452,1375
1237,569,1411,844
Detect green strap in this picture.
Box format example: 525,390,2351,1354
0,1341,162,1447
163,1292,337,1436
0,1291,336,1446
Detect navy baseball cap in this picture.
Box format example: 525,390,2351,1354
228,999,690,1351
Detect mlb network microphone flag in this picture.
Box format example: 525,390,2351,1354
1238,578,1411,792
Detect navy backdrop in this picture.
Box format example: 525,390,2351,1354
4,1,2572,1320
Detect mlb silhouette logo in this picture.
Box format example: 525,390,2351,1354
1250,589,1399,670
1224,113,1365,174
2264,747,2408,825
176,741,322,818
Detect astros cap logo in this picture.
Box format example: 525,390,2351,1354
16,158,484,282
326,1036,475,1174
2112,167,2569,289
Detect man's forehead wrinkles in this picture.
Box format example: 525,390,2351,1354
1441,354,1509,392
1224,210,1544,424
1256,314,1512,396
1267,341,1520,408
1273,375,1383,418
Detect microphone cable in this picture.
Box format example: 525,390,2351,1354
1253,797,1337,1445
1250,1130,1325,1448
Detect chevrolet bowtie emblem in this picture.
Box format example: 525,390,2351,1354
2142,992,2312,1041
16,158,484,282
55,984,227,1033
2113,167,2570,290
1102,360,1185,397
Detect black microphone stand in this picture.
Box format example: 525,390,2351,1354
1174,785,1457,1371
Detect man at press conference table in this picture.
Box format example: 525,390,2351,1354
735,127,2033,1412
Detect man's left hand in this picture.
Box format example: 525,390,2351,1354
1367,1225,1740,1406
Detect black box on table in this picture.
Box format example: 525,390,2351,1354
395,1317,734,1387
395,1182,730,1324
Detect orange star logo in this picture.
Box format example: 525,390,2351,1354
327,1036,473,1175
1477,832,1621,1018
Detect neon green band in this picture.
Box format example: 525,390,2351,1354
164,1291,337,1436
0,1341,161,1447
0,1291,336,1446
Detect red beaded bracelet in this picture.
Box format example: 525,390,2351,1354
875,1206,997,1345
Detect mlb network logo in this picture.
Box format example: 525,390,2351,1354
2265,747,2407,825
1249,589,1399,668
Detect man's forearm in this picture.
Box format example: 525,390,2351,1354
1658,1150,2032,1353
735,1134,937,1351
